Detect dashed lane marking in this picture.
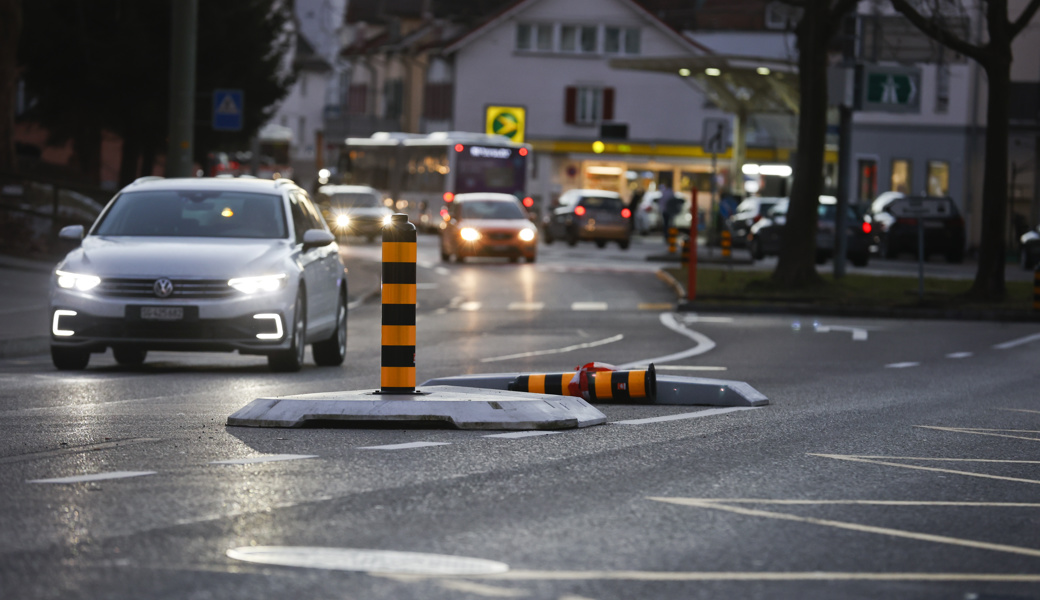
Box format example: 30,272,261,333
946,352,973,358
814,325,868,341
681,315,734,323
29,471,156,484
654,365,727,371
357,442,451,450
507,301,544,311
885,362,920,368
809,453,1040,486
210,454,318,465
571,302,607,311
459,301,482,311
480,334,623,363
994,332,1040,350
613,407,757,425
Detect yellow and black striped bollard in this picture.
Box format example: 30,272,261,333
667,227,678,254
509,364,656,403
381,214,417,394
721,229,731,258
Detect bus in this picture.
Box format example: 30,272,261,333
336,131,531,232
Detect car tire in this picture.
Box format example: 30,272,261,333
440,243,451,262
269,291,306,372
945,249,964,264
113,347,147,367
850,252,870,267
313,290,347,367
595,240,607,248
618,239,630,250
525,254,537,263
1021,247,1038,271
543,227,555,244
566,227,579,247
52,347,90,371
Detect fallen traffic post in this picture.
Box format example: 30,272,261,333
509,363,656,402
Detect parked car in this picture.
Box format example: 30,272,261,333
543,189,632,249
634,190,691,235
1021,224,1040,270
49,176,348,372
748,196,871,266
869,192,966,263
727,196,783,248
314,184,393,243
440,193,538,263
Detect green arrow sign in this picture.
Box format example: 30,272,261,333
859,66,921,113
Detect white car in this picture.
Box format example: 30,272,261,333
49,176,348,372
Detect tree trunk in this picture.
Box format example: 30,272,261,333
772,6,828,288
967,53,1012,300
0,0,22,173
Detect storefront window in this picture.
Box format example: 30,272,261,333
927,160,949,196
891,159,911,194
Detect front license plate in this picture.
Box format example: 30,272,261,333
140,306,184,321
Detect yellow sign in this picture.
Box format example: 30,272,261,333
485,106,525,143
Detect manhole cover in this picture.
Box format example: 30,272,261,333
227,547,509,576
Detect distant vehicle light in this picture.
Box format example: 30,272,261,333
444,192,454,202
862,222,872,234
335,214,350,228
55,270,101,291
519,148,528,157
522,196,534,208
575,206,586,217
228,273,287,295
440,208,450,221
318,168,331,179
454,144,464,152
518,228,536,242
621,208,632,219
460,227,481,241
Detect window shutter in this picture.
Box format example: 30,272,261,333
602,88,615,121
564,86,577,124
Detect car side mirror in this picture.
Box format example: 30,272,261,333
58,225,84,240
302,228,335,250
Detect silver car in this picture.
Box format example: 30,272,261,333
49,176,348,372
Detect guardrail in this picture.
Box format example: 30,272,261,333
0,172,108,258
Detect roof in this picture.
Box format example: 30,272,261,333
123,177,299,194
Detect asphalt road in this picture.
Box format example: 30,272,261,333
2,236,1040,599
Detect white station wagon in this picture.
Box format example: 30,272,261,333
49,176,348,372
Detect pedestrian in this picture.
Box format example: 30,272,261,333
658,183,676,243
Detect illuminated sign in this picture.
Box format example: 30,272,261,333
469,146,512,159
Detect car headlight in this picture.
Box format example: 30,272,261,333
55,270,101,291
460,227,481,241
382,214,393,226
335,214,350,228
228,273,287,295
518,228,536,242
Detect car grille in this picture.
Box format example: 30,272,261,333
96,278,235,300
485,231,515,241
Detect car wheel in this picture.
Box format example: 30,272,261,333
618,239,630,250
525,254,537,263
52,347,90,371
881,238,897,259
945,248,964,264
815,251,828,265
850,252,870,267
750,238,764,260
113,346,147,367
566,227,579,247
543,227,555,244
1021,247,1038,271
312,290,347,367
595,240,607,248
269,291,306,372
440,242,451,262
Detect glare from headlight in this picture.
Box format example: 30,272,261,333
56,270,101,291
335,214,351,228
228,273,287,295
382,214,393,226
460,227,481,241
518,228,536,242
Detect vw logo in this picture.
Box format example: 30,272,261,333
153,278,174,298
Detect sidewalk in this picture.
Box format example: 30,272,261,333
0,250,384,360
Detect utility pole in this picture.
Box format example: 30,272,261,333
166,0,198,178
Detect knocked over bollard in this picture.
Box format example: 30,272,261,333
509,364,656,402
381,214,417,394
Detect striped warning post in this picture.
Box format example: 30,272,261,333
667,227,678,254
508,365,656,402
721,229,732,258
381,214,417,394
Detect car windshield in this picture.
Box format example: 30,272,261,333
580,196,623,211
93,190,287,239
324,192,382,208
818,203,860,222
459,200,526,220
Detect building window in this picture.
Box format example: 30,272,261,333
516,23,531,50
927,160,950,196
516,23,554,52
580,26,597,53
624,27,640,54
423,82,452,120
605,26,640,55
348,84,367,114
560,25,577,52
536,24,553,50
890,159,911,193
565,86,615,126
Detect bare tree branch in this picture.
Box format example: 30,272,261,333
1010,0,1040,38
827,0,860,30
888,0,986,63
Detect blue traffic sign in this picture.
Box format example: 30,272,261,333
212,89,244,132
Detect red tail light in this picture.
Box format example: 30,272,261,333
454,144,464,152
522,196,534,208
519,147,528,156
439,208,449,220
862,222,872,234
575,206,586,216
752,215,762,223
443,192,454,202
621,208,632,219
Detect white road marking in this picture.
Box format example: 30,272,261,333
29,471,156,484
614,406,757,425
814,325,868,341
616,313,715,369
946,352,973,358
885,362,919,368
994,333,1040,349
810,453,1040,485
357,442,451,450
507,302,544,311
434,267,451,276
480,334,623,363
682,315,734,323
915,425,1040,444
483,431,560,439
426,570,1040,583
671,499,1040,507
210,454,317,465
227,547,509,575
416,283,439,290
571,302,607,311
652,365,727,372
459,302,481,311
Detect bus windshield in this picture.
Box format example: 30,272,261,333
456,145,525,195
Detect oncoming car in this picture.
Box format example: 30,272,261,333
49,176,348,372
440,193,538,263
314,184,393,243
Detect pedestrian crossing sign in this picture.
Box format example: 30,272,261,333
485,106,525,143
213,89,244,132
